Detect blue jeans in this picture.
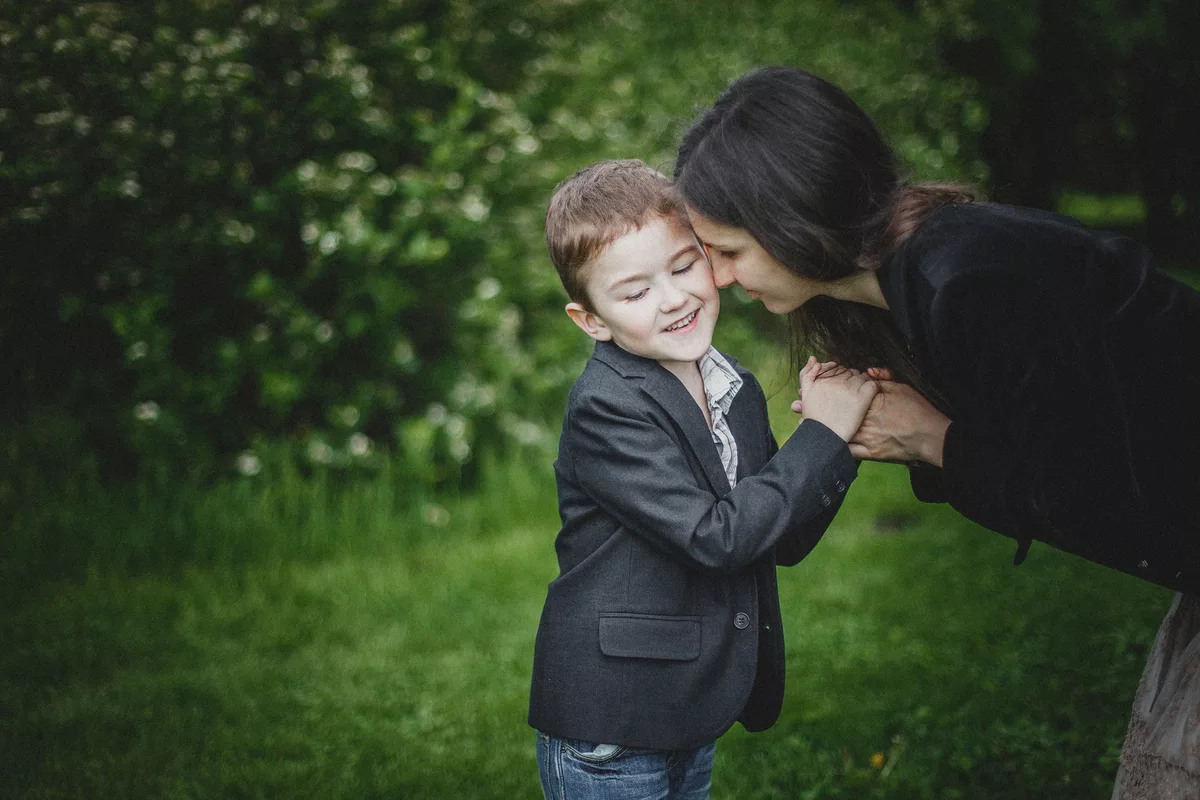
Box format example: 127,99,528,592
536,731,716,800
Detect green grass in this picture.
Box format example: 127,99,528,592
0,456,1169,798
0,342,1176,798
0,440,549,605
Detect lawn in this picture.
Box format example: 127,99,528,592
0,451,1169,799
0,337,1179,799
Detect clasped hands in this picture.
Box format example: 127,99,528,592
795,358,950,467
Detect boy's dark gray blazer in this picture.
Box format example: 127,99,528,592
528,340,858,750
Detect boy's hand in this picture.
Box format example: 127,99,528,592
795,357,878,443
792,365,894,415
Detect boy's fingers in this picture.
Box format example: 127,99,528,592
790,400,803,414
866,367,894,381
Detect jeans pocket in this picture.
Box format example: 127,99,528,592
563,738,626,764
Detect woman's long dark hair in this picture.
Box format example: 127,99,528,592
675,66,973,387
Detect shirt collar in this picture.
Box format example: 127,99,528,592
698,347,742,415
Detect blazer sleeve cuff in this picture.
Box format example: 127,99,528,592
786,418,859,489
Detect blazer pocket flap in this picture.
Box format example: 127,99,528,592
598,614,701,661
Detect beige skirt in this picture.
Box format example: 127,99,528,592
1113,593,1200,800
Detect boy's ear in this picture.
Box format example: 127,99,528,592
565,302,613,342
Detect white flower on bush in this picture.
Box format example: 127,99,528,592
449,439,470,462
444,414,466,439
369,174,396,196
133,401,160,422
476,277,500,300
336,151,375,172
504,414,547,446
393,340,416,367
127,341,148,360
460,191,490,222
336,405,359,426
422,504,450,528
426,403,447,425
307,439,333,464
318,231,341,254
235,451,262,476
348,432,371,457
315,320,334,343
514,135,539,154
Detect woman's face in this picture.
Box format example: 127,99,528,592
688,211,824,314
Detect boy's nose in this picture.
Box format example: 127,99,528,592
659,280,687,311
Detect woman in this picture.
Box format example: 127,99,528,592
674,66,1200,797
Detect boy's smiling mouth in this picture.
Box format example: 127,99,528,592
664,309,700,332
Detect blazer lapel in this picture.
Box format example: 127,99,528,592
592,340,731,496
641,367,732,497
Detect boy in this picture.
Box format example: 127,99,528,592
529,160,875,799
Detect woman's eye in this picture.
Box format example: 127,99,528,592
719,250,738,260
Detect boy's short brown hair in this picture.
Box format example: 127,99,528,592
545,159,687,308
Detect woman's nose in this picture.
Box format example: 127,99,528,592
711,260,734,288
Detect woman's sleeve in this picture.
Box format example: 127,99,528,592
907,463,947,503
564,388,858,573
929,274,1145,563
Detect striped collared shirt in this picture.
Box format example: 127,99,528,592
699,347,744,487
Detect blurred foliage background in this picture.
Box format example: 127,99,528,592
1,1,1197,797
2,0,987,499
6,0,1194,510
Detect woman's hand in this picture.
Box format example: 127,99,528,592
795,357,878,443
848,380,950,466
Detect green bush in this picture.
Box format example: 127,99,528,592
0,0,984,493
1,0,576,485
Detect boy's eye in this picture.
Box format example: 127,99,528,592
672,261,695,276
625,289,647,302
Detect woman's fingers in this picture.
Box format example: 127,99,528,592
866,366,894,381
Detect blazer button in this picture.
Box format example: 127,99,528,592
821,494,832,507
835,480,846,492
734,612,750,630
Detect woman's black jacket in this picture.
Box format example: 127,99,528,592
878,202,1200,593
